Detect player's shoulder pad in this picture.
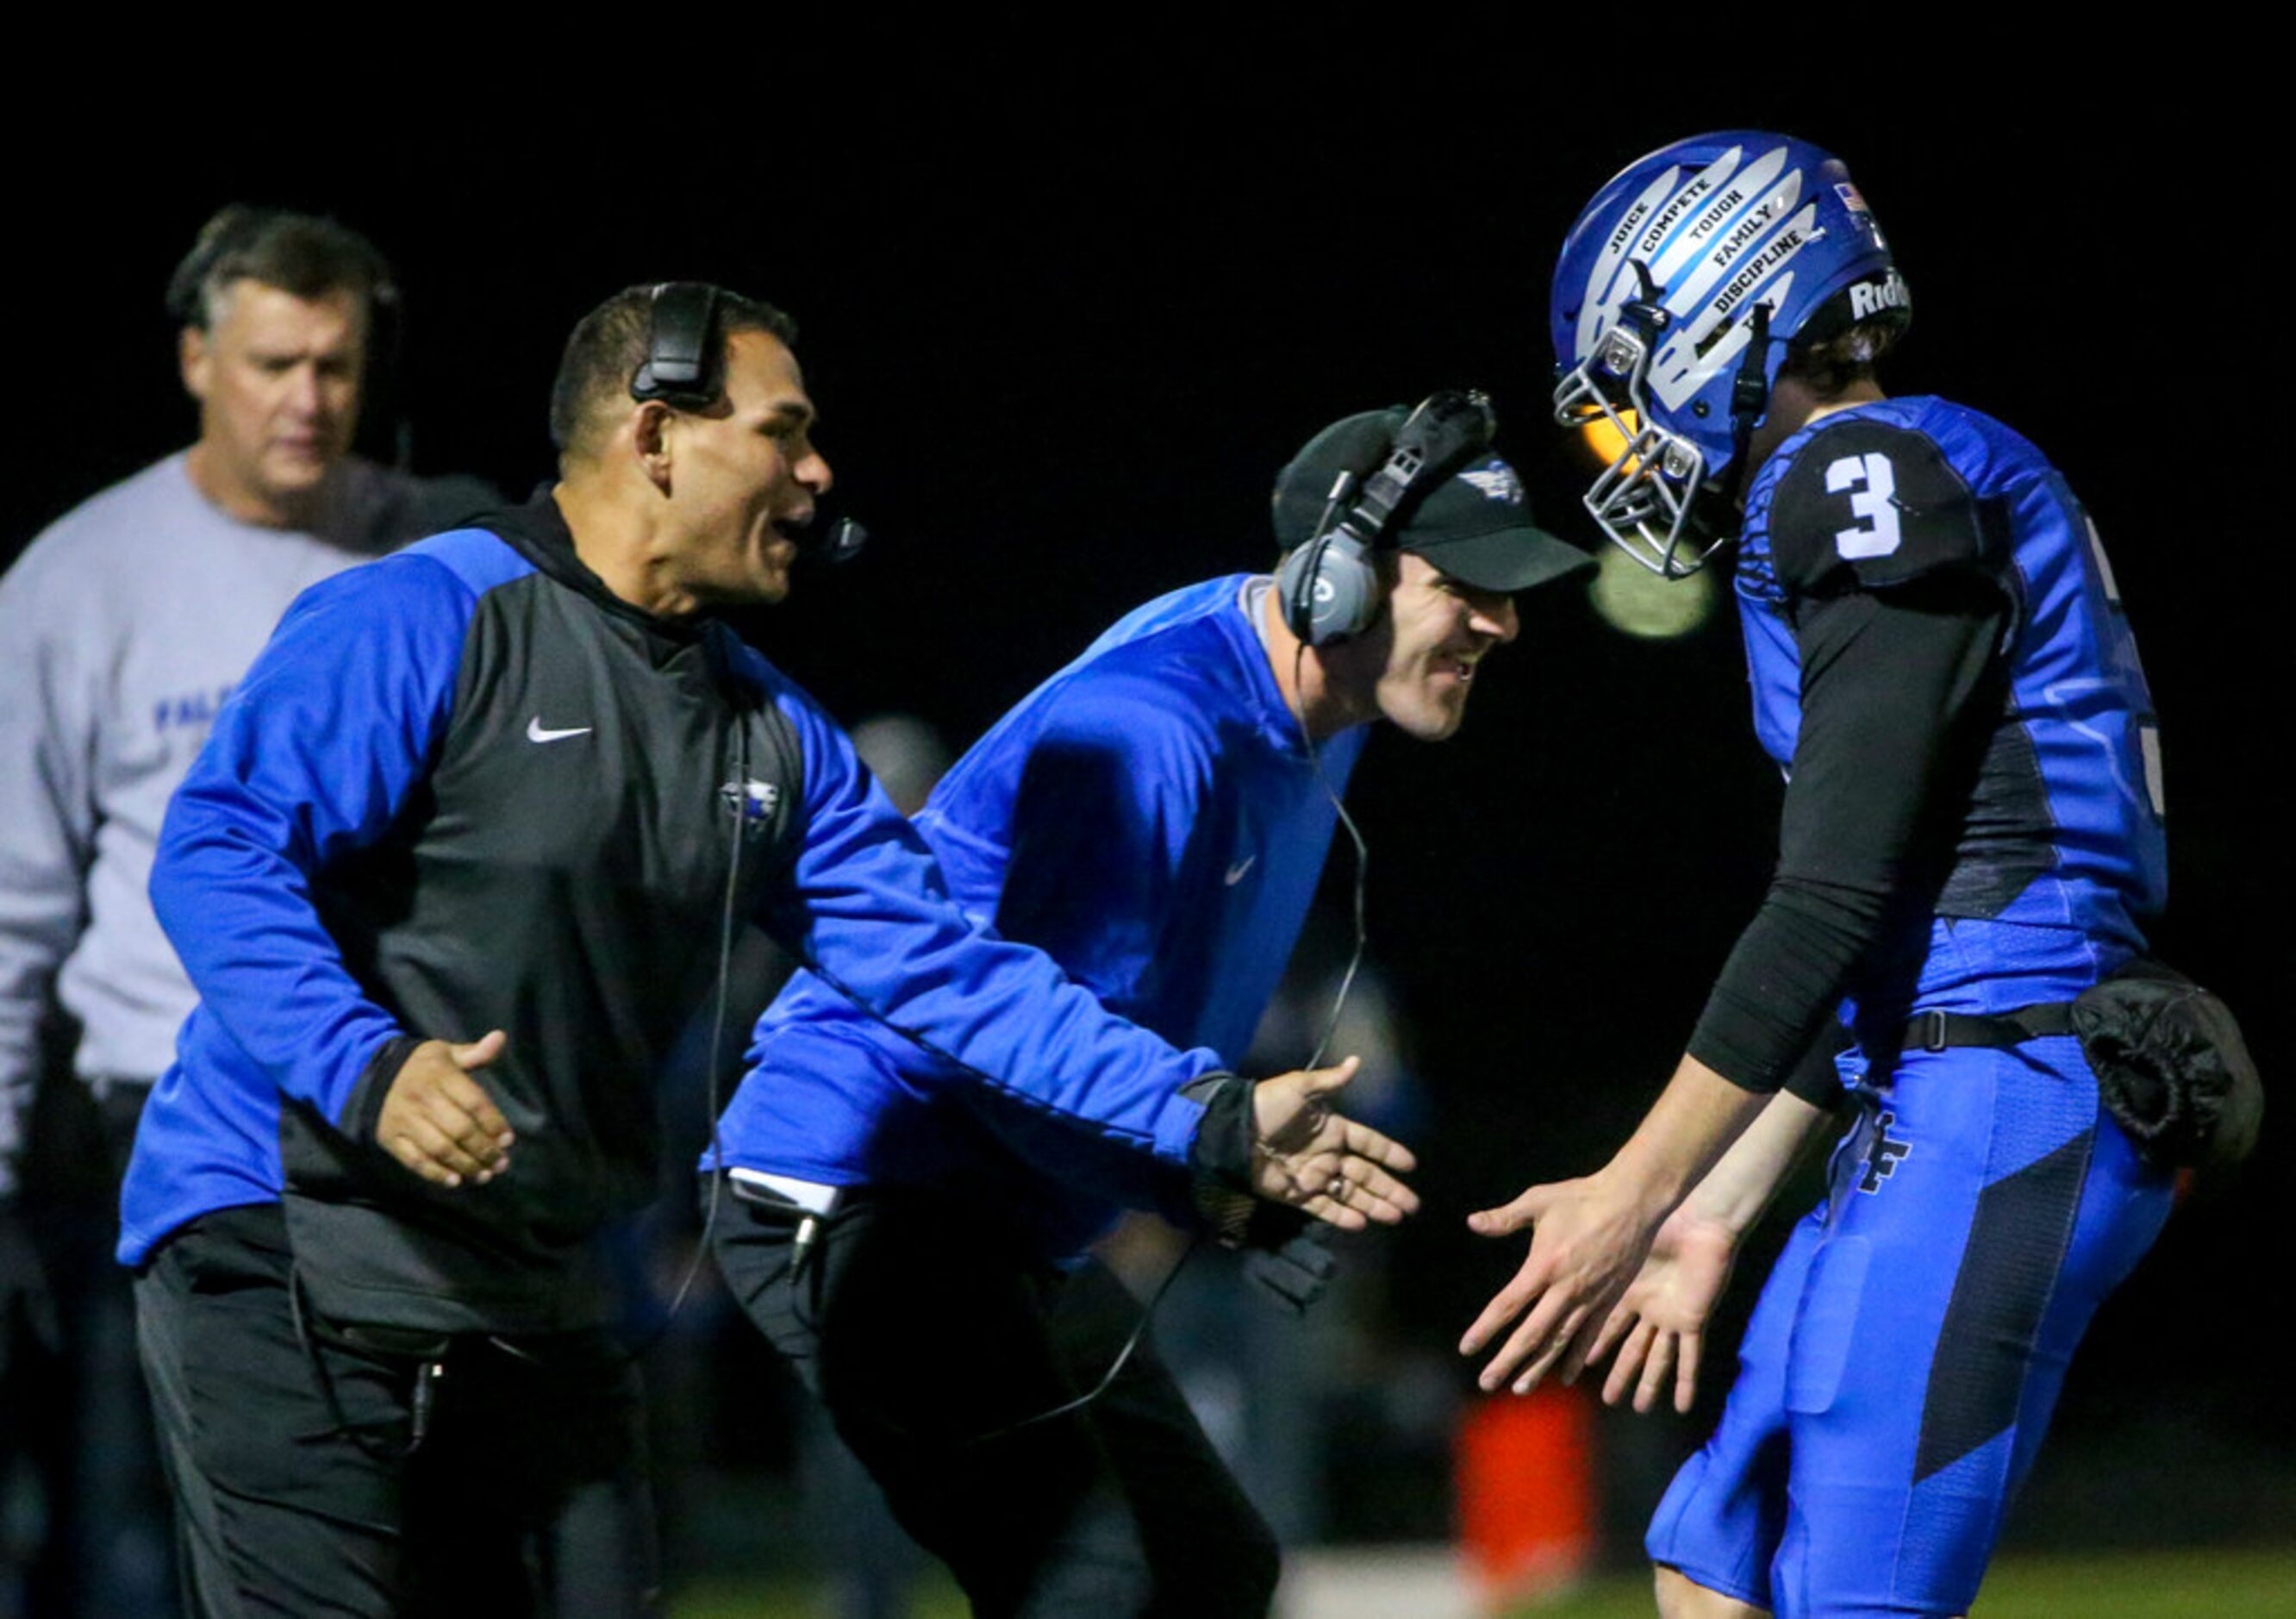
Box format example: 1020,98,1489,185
1766,417,2012,597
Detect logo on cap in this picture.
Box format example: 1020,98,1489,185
1459,463,1524,505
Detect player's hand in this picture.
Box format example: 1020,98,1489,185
1459,1169,1663,1395
1250,1057,1419,1231
1573,1205,1739,1414
377,1031,514,1189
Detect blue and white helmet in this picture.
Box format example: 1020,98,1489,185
1550,131,1908,577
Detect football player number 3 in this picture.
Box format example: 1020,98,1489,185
1825,451,1900,559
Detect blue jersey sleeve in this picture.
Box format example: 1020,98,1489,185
149,553,477,1127
752,677,1227,1168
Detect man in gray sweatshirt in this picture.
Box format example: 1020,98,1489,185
0,206,490,1617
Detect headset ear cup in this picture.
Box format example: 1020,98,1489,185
632,282,725,407
1276,541,1317,641
1277,533,1379,646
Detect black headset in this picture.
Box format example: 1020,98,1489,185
630,281,866,566
629,281,726,409
1275,389,1495,645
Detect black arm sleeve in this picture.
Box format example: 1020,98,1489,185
1781,1025,1853,1109
1688,572,2009,1090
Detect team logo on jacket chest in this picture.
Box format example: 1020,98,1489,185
721,777,780,836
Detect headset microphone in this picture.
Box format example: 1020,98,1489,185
804,516,868,566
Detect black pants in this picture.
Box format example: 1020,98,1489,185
707,1178,1279,1619
134,1204,659,1618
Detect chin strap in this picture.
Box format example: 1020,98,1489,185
1725,299,1775,484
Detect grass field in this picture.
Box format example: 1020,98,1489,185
673,1543,2296,1616
1507,1547,2296,1617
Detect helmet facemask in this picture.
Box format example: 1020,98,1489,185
1551,290,1727,580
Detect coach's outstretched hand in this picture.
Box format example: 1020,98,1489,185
377,1030,515,1189
1251,1057,1419,1230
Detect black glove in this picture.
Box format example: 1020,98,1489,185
1240,1203,1339,1318
1179,1072,1257,1247
1,1200,61,1385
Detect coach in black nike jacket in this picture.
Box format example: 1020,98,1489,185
122,285,1416,1616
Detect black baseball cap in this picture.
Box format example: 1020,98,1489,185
1271,408,1594,592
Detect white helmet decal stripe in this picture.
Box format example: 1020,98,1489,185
1659,167,1806,328
1651,266,1798,410
1576,165,1682,362
1706,209,1815,324
1630,145,1742,268
1648,145,1791,288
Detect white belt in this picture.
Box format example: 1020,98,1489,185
726,1166,842,1215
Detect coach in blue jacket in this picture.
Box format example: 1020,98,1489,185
709,401,1592,1616
119,284,1414,1617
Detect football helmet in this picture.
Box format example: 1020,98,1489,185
1550,131,1908,577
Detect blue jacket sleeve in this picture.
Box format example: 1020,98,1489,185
752,678,1227,1169
971,681,1234,1222
149,553,474,1127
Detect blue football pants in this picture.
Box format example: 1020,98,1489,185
1648,1035,2174,1616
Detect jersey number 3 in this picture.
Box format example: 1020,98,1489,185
1825,452,1900,559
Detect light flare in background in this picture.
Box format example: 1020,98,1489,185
1587,543,1717,640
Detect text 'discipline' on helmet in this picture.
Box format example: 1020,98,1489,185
1550,131,1909,577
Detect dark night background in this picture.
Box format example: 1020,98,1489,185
5,53,2287,1572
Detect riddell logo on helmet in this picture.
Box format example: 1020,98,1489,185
1849,272,1909,320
